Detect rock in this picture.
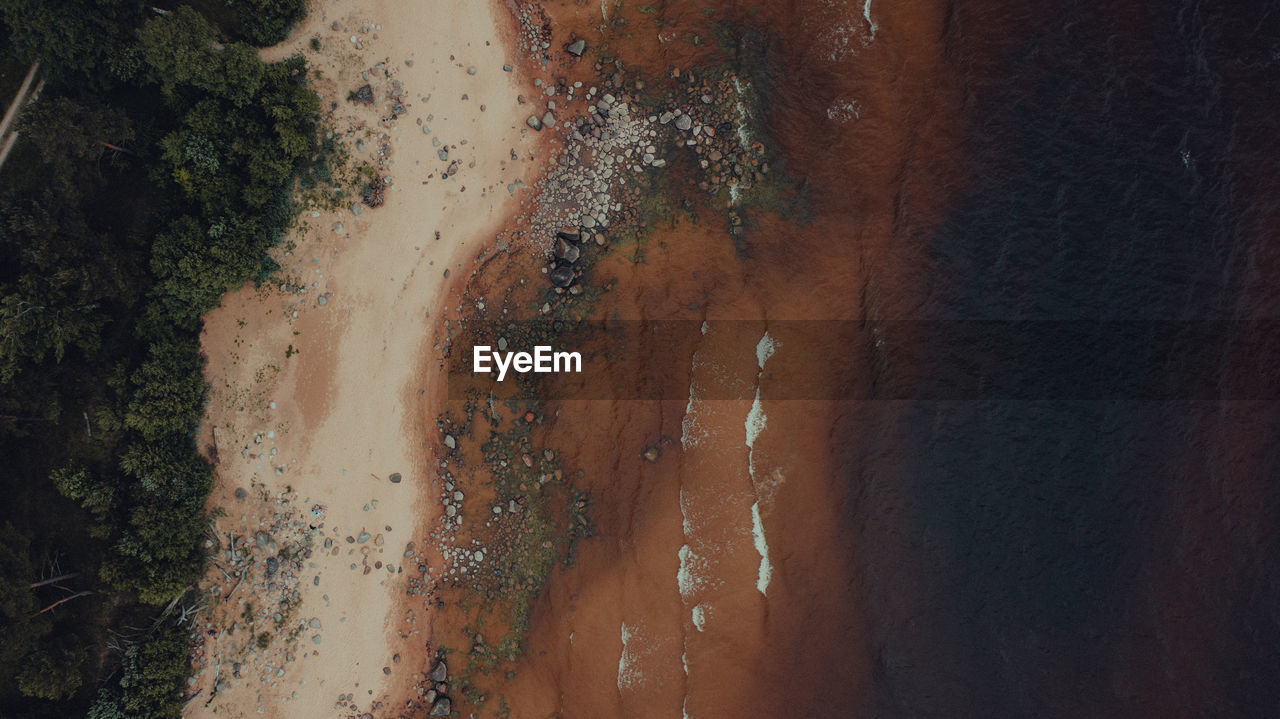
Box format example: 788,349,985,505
431,661,448,682
444,434,456,450
565,39,586,56
255,531,270,548
430,698,451,717
549,266,575,288
526,115,542,130
675,114,693,131
556,229,581,243
317,295,328,306
503,64,513,72
309,618,321,629
467,66,477,75
352,84,374,105
357,531,371,544
265,556,279,577
595,233,607,246
542,111,555,127
659,111,674,124
556,239,580,264
643,445,661,462
235,488,247,500
389,472,402,483
426,689,438,703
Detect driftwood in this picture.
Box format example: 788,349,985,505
222,572,244,602
33,590,93,616
30,571,79,589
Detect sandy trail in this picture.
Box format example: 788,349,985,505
191,1,536,716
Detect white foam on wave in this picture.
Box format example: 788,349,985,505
751,502,772,596
755,332,776,369
678,543,716,598
745,331,775,479
617,622,643,690
691,602,709,631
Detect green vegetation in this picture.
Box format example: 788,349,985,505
0,1,321,716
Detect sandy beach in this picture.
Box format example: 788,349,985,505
190,1,538,715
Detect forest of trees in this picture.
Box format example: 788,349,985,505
0,0,313,716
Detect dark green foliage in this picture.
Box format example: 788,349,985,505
0,0,147,86
0,522,51,674
122,341,206,441
87,620,189,718
0,0,319,714
233,0,306,45
17,638,89,700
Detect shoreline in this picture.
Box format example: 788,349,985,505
190,0,547,715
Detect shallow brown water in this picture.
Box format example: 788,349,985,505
419,0,1280,716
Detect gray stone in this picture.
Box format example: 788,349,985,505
542,111,555,127
526,115,542,131
389,472,402,483
430,697,451,717
431,661,448,682
556,239,580,264
566,39,586,56
675,114,693,131
444,434,456,450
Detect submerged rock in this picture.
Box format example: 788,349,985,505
549,266,575,288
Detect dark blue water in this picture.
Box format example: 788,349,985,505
835,1,1280,716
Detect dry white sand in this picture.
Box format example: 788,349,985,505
190,1,538,715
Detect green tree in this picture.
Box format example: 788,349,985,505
17,638,88,700
0,523,53,684
0,274,106,383
122,340,206,441
0,0,146,84
52,462,119,537
116,621,188,717
17,97,135,192
234,0,305,45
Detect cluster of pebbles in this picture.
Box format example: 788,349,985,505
514,53,770,276
193,488,321,704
